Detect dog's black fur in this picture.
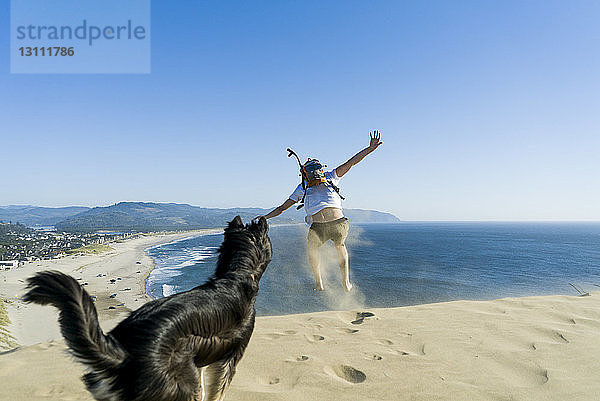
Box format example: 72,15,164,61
23,216,272,401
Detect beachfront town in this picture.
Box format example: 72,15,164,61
0,222,136,267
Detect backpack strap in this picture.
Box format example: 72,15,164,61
327,180,345,200
296,180,307,210
296,180,344,210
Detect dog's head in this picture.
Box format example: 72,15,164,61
215,216,272,282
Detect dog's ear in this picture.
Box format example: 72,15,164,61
250,216,268,234
256,216,268,233
227,216,244,230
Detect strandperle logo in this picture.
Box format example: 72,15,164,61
11,0,151,74
15,20,148,46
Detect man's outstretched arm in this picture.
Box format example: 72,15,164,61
263,198,296,220
336,130,383,178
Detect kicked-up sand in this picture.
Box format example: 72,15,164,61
1,233,599,400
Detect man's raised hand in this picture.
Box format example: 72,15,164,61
369,130,383,150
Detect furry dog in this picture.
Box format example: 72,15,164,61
23,216,272,401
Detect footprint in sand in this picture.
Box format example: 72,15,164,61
555,332,569,343
336,328,359,334
305,334,325,342
330,365,367,383
351,311,375,325
263,330,298,340
33,384,66,397
357,312,375,318
285,355,309,363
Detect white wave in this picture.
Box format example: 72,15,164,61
162,284,178,297
144,231,223,252
146,244,219,299
169,248,217,269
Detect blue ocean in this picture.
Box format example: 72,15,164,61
146,223,600,316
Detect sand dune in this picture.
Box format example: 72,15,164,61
1,232,599,400
227,295,600,401
2,294,599,400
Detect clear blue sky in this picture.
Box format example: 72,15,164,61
1,1,599,220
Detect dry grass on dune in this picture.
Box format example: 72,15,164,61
0,299,17,350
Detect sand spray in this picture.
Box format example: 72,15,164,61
312,224,370,311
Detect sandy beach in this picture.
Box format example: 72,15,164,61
0,231,219,346
1,233,599,401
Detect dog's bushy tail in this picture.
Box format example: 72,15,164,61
23,271,126,373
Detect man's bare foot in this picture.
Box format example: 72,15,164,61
313,283,324,291
343,282,353,292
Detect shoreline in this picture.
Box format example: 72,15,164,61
142,228,223,300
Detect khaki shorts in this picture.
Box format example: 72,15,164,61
307,217,350,249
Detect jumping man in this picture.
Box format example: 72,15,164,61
262,131,383,292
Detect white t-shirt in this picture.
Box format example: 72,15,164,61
289,169,343,216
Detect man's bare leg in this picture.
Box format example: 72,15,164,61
308,245,324,291
335,244,352,292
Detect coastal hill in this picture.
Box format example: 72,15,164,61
1,202,400,232
0,205,89,227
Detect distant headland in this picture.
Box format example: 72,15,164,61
0,202,401,232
